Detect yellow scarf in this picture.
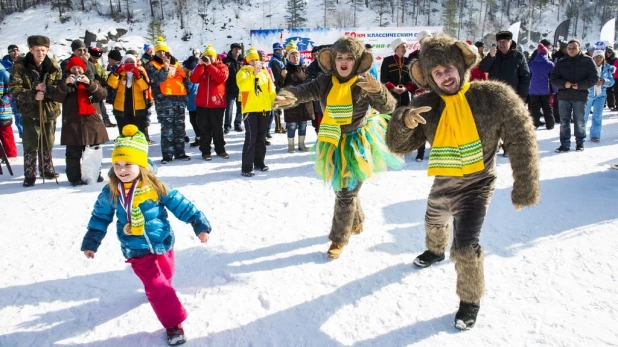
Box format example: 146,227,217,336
318,75,358,145
119,181,159,236
427,82,484,176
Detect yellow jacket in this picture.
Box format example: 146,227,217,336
237,66,276,114
107,72,150,113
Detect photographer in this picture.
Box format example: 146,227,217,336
145,36,190,164
52,56,108,186
237,48,276,177
190,45,230,161
107,54,151,139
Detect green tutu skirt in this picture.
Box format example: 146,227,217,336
312,114,404,191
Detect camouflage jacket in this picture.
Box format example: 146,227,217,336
8,53,62,122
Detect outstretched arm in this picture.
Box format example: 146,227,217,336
386,106,429,155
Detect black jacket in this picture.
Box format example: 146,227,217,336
380,54,412,106
480,49,531,100
222,53,243,95
550,52,599,101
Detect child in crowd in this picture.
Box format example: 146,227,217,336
81,125,212,346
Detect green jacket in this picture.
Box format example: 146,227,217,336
9,53,62,122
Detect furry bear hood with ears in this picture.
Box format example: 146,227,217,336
409,34,480,96
316,36,374,82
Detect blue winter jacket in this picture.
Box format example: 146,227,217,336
81,184,212,259
528,53,554,96
0,64,12,122
1,55,13,72
587,63,615,99
187,82,198,112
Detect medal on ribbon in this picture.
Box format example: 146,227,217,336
117,180,139,235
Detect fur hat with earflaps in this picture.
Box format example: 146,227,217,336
317,36,374,82
409,34,479,96
27,35,50,48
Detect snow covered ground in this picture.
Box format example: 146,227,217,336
0,104,617,346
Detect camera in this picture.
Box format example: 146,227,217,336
201,55,210,63
74,76,82,82
165,52,171,58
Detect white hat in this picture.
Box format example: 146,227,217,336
391,37,408,51
121,54,137,64
417,30,433,42
593,50,605,58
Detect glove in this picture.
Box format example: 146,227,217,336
115,65,125,75
132,67,141,79
402,106,430,129
357,73,382,93
273,92,297,109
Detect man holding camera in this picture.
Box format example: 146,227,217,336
190,44,230,161
146,36,190,164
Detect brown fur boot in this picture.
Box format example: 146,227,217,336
451,245,485,330
327,199,356,259
351,198,365,235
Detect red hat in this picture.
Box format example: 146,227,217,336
537,43,549,56
66,56,87,72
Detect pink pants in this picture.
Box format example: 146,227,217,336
127,249,187,328
0,124,17,158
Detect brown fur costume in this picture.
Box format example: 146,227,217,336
386,34,540,327
276,37,397,258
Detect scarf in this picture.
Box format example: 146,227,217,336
317,75,358,145
594,65,602,97
117,180,159,236
76,83,96,116
427,82,484,176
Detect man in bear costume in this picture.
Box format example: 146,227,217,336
386,34,540,330
274,37,403,260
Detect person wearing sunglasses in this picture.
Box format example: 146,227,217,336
60,39,95,82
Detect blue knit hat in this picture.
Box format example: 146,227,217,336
143,43,154,52
183,56,198,71
272,42,284,51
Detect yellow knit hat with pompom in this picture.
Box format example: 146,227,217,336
285,40,297,51
112,125,149,168
154,36,169,53
245,47,260,62
203,44,217,58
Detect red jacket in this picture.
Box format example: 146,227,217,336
470,65,488,81
190,62,229,108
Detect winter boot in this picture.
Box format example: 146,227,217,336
452,245,485,330
413,223,449,267
190,137,200,147
327,197,356,259
454,301,480,330
351,198,364,235
287,138,296,153
298,135,308,151
327,242,345,259
166,324,186,346
23,152,37,187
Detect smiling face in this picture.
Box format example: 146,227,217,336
594,55,604,66
430,64,461,95
113,161,141,183
70,65,84,76
335,52,354,78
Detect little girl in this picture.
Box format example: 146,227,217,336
81,124,211,346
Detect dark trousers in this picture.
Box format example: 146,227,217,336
224,94,243,131
65,145,85,182
241,112,268,172
116,113,149,135
189,110,201,139
157,105,187,159
552,93,561,124
607,85,616,109
99,101,110,123
528,94,555,128
558,99,586,147
197,107,226,155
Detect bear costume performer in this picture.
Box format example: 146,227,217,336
386,34,540,330
274,37,404,260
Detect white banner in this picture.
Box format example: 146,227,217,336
249,26,442,68
507,22,521,44
600,18,616,48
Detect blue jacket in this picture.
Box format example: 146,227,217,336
587,63,615,99
528,53,554,95
187,81,198,112
369,63,379,80
81,184,212,259
1,55,13,72
0,64,12,122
